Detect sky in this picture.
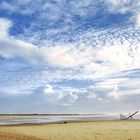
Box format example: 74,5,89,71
0,0,140,114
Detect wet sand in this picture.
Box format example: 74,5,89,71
0,120,140,140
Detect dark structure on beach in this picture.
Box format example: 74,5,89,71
120,111,138,120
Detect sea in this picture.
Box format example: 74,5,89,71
0,114,140,125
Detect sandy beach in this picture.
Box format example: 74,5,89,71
0,120,140,140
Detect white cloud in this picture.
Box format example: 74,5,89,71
40,45,94,68
108,89,140,99
0,0,33,15
0,18,40,62
107,88,120,99
0,18,12,38
95,78,126,89
43,84,78,105
0,38,40,61
86,92,97,99
106,0,132,14
0,17,139,95
0,18,92,68
68,0,98,18
0,1,140,113
0,85,34,96
102,77,140,99
0,17,140,81
0,0,140,29
0,2,18,13
105,0,140,28
134,13,140,27
60,92,78,106
44,84,54,94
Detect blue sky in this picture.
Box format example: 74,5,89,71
0,0,140,114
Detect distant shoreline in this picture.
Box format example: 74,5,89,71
0,113,106,116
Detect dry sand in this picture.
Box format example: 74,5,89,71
0,120,140,140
